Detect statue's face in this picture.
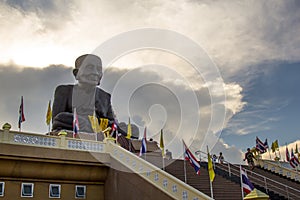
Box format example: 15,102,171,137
76,56,102,86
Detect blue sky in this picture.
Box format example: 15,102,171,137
0,0,299,163
223,62,300,152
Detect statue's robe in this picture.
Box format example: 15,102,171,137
52,85,114,132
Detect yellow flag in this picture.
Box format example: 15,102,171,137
88,111,101,133
207,146,215,182
99,118,109,131
271,140,279,153
46,100,52,125
126,117,132,139
296,144,299,154
160,129,164,157
274,140,279,149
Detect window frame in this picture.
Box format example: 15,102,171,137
75,185,86,199
49,184,61,198
21,183,34,198
0,182,5,197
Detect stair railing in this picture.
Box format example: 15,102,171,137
107,141,213,200
195,150,300,200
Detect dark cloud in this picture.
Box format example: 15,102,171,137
0,64,74,132
3,0,76,30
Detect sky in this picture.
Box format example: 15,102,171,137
0,0,300,164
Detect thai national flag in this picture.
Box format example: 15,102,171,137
240,167,254,194
111,119,118,137
73,108,79,138
139,127,147,156
256,137,267,153
183,141,200,175
290,149,298,168
18,96,25,129
286,146,290,162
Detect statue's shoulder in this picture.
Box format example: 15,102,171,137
55,84,74,90
96,87,111,98
55,84,74,95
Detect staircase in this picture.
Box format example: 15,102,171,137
216,162,300,200
253,166,300,190
164,160,242,200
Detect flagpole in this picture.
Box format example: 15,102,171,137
183,141,187,183
160,129,165,170
210,180,213,199
162,155,165,170
240,165,245,199
278,149,282,161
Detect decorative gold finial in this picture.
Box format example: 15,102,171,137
2,123,11,130
58,130,68,136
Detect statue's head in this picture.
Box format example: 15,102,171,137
73,54,102,86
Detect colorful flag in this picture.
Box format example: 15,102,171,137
207,146,215,181
290,149,299,168
111,119,118,137
126,117,132,139
240,166,254,194
286,146,290,162
73,108,79,138
183,140,200,175
160,129,164,157
46,100,52,125
18,96,25,129
271,140,279,153
99,118,109,131
139,127,147,156
295,144,299,154
88,111,100,133
256,137,267,153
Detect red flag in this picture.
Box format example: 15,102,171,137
183,140,200,175
73,108,79,138
286,146,290,162
139,127,147,156
18,96,25,129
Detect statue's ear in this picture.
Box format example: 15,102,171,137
73,69,78,77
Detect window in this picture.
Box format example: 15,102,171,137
49,184,61,198
0,182,5,197
21,183,34,197
75,185,86,199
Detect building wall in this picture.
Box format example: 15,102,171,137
0,143,109,200
104,158,174,200
1,181,104,200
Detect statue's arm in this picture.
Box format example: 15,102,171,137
106,94,115,121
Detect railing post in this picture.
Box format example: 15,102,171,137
227,162,231,177
286,186,289,199
58,130,68,148
264,177,268,193
2,123,12,142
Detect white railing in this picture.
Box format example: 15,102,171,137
220,162,300,200
107,141,212,200
256,159,300,182
0,129,106,153
196,150,300,200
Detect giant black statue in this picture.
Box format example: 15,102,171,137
52,54,114,132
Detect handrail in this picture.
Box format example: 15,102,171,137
215,160,300,199
256,159,300,182
196,150,300,200
107,141,213,200
0,129,106,153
